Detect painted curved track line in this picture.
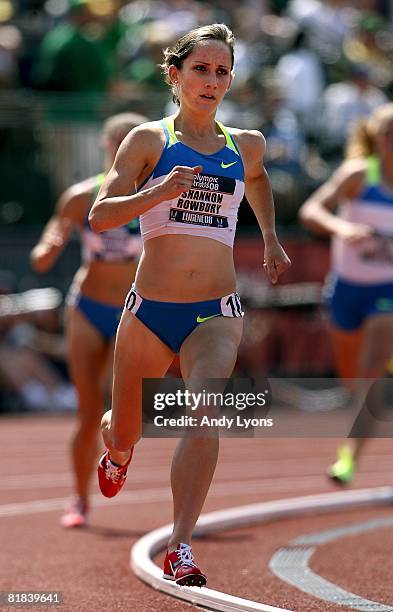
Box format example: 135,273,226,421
131,487,393,612
270,517,393,611
3,417,393,611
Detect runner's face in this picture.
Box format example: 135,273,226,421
171,40,233,111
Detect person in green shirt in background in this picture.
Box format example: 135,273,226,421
31,0,111,93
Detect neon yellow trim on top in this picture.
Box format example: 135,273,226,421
216,121,239,156
366,155,380,186
164,116,239,155
163,116,178,148
91,173,105,202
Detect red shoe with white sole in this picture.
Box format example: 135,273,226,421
97,448,133,498
163,543,207,587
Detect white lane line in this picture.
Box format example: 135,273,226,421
0,477,335,517
1,481,393,519
2,474,72,489
0,476,364,517
130,487,393,612
4,446,393,485
3,461,393,490
0,471,334,491
294,516,393,545
0,489,171,517
3,450,393,488
269,517,393,611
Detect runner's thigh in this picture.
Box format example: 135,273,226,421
111,309,175,433
66,306,110,412
180,316,243,379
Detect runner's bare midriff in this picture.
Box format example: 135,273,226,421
135,234,236,301
71,260,138,305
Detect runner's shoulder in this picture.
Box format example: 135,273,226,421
332,158,368,193
121,120,166,156
228,127,266,159
56,175,98,219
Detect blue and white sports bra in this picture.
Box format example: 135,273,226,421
81,174,142,263
332,156,393,284
139,116,245,248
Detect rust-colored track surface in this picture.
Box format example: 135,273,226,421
1,414,392,611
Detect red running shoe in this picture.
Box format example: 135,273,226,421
97,448,133,498
163,543,207,587
60,498,88,528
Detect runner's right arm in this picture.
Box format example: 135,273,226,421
89,124,201,232
299,160,373,242
30,183,89,274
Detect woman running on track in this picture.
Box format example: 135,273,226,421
31,112,148,527
299,103,393,484
89,23,290,586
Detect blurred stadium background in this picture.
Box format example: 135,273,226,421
2,0,393,411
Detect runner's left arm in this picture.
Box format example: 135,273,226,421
240,130,291,284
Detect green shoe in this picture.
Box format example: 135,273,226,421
328,445,356,485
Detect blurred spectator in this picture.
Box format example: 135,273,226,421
121,22,176,91
319,63,388,155
2,0,392,233
0,289,76,412
286,0,356,62
117,0,224,91
343,10,393,91
30,0,111,92
0,24,22,88
119,0,202,38
214,76,264,130
273,28,325,128
153,0,201,35
261,79,311,224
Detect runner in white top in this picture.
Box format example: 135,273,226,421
299,103,393,485
89,23,290,586
31,113,147,527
